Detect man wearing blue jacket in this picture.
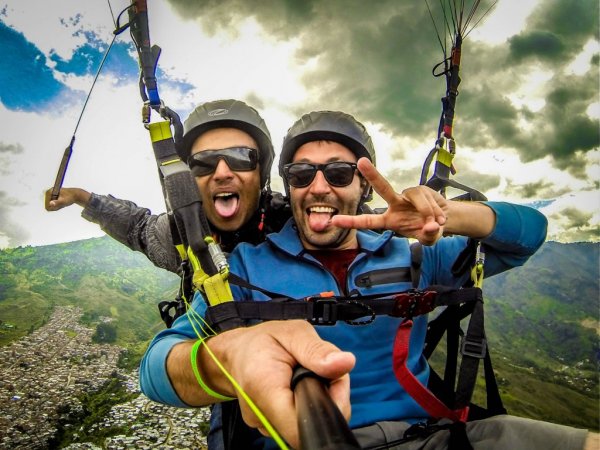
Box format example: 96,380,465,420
140,111,594,449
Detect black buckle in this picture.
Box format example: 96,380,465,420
306,297,338,325
460,336,487,358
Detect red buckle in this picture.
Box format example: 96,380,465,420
391,290,437,318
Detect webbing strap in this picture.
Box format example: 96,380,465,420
393,320,469,423
454,300,486,408
205,287,482,331
203,272,234,305
436,146,454,168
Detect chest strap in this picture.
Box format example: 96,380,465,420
205,285,482,331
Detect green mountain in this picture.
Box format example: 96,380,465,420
477,241,599,429
0,237,598,430
0,236,179,356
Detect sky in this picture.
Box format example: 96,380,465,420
0,0,598,249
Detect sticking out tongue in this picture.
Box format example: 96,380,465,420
308,212,332,232
214,195,239,218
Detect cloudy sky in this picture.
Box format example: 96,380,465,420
0,0,598,249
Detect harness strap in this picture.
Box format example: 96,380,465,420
454,300,486,409
393,319,469,423
205,286,482,331
410,242,423,288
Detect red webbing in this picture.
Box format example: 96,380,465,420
392,320,469,423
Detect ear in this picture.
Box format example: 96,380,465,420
360,178,372,200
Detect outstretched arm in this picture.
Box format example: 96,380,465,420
332,158,496,244
45,188,179,273
157,320,355,448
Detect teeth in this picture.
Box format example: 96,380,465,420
215,192,236,198
310,206,335,213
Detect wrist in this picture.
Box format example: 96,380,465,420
195,331,242,399
191,339,235,401
74,188,92,207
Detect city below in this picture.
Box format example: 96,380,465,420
0,306,210,449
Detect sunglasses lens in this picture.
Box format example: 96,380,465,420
324,162,356,186
189,147,257,177
224,148,258,170
189,154,217,177
285,164,316,187
285,162,357,188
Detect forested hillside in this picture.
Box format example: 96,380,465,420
0,236,179,354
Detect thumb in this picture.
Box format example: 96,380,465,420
290,331,355,380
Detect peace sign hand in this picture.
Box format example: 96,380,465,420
331,158,448,246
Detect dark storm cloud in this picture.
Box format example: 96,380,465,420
504,179,571,199
470,0,599,171
509,30,564,61
553,207,593,229
458,48,598,176
459,68,599,176
166,0,453,135
166,0,599,177
509,0,598,63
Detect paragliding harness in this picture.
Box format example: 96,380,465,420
208,239,505,450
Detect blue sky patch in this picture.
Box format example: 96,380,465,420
0,17,194,114
0,21,72,111
526,199,555,210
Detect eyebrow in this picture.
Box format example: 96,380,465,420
294,156,351,163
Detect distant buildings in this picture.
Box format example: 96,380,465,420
0,306,209,449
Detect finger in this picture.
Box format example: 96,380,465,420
331,212,386,230
281,322,356,381
406,187,447,225
47,198,65,211
44,189,53,210
356,158,399,205
401,188,444,227
238,383,300,447
46,200,60,211
424,189,447,225
418,221,443,246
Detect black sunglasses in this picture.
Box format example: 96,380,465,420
283,162,359,188
188,147,258,177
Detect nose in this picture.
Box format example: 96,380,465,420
213,158,234,180
308,169,331,194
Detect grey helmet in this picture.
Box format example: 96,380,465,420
279,110,376,201
179,99,274,189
